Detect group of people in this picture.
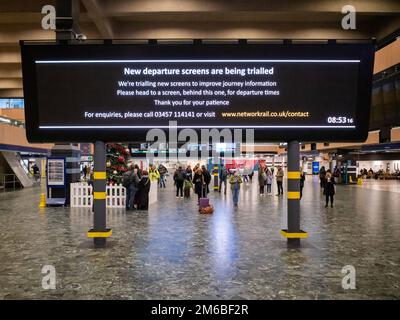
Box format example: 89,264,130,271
168,163,245,207
122,164,151,211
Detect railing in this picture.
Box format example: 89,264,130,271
70,182,126,208
2,174,21,191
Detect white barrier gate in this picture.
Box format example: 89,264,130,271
70,182,126,208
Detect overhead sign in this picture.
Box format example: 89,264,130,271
20,41,374,142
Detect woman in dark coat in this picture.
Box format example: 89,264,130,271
137,170,151,210
324,172,335,208
258,166,266,195
192,168,205,204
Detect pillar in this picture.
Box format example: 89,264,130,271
280,141,307,248
87,141,111,247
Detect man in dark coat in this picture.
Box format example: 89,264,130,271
137,170,151,210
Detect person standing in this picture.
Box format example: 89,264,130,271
128,167,140,210
229,171,243,207
266,167,273,195
275,166,284,196
149,164,159,183
324,171,335,208
123,165,134,210
137,170,151,210
201,165,211,197
258,166,266,196
319,166,327,189
174,166,185,198
270,165,275,176
193,168,205,204
242,167,249,182
184,175,193,198
158,164,168,188
219,164,228,195
300,172,306,199
186,165,193,181
32,163,40,181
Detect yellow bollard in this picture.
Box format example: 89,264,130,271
349,176,353,183
39,193,46,208
357,178,363,185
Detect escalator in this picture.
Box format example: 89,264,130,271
1,151,34,188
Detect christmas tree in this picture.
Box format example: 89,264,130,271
106,143,130,185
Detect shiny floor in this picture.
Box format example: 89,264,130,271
0,176,399,299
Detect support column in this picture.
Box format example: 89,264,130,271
280,141,307,248
87,141,111,247
213,165,219,191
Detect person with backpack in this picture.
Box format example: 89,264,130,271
201,165,211,197
158,164,168,188
137,170,151,210
174,166,186,198
229,171,243,207
219,164,228,195
258,166,266,196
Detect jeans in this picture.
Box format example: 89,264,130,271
129,186,137,209
277,181,283,195
176,181,184,197
266,184,272,194
219,179,227,193
125,185,131,209
259,185,265,194
159,175,166,188
233,188,239,205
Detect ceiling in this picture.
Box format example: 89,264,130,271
0,0,399,97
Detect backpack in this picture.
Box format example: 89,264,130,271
184,180,193,189
176,171,185,182
220,167,228,178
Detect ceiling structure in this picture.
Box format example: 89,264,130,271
0,0,399,97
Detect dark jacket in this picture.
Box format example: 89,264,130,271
174,169,186,183
193,172,204,196
137,176,151,210
203,170,212,185
324,178,335,196
258,170,266,186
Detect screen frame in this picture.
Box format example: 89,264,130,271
20,41,375,143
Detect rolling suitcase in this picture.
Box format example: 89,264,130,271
199,185,209,208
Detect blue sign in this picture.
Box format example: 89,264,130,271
312,161,320,174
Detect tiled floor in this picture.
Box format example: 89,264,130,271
0,176,399,299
